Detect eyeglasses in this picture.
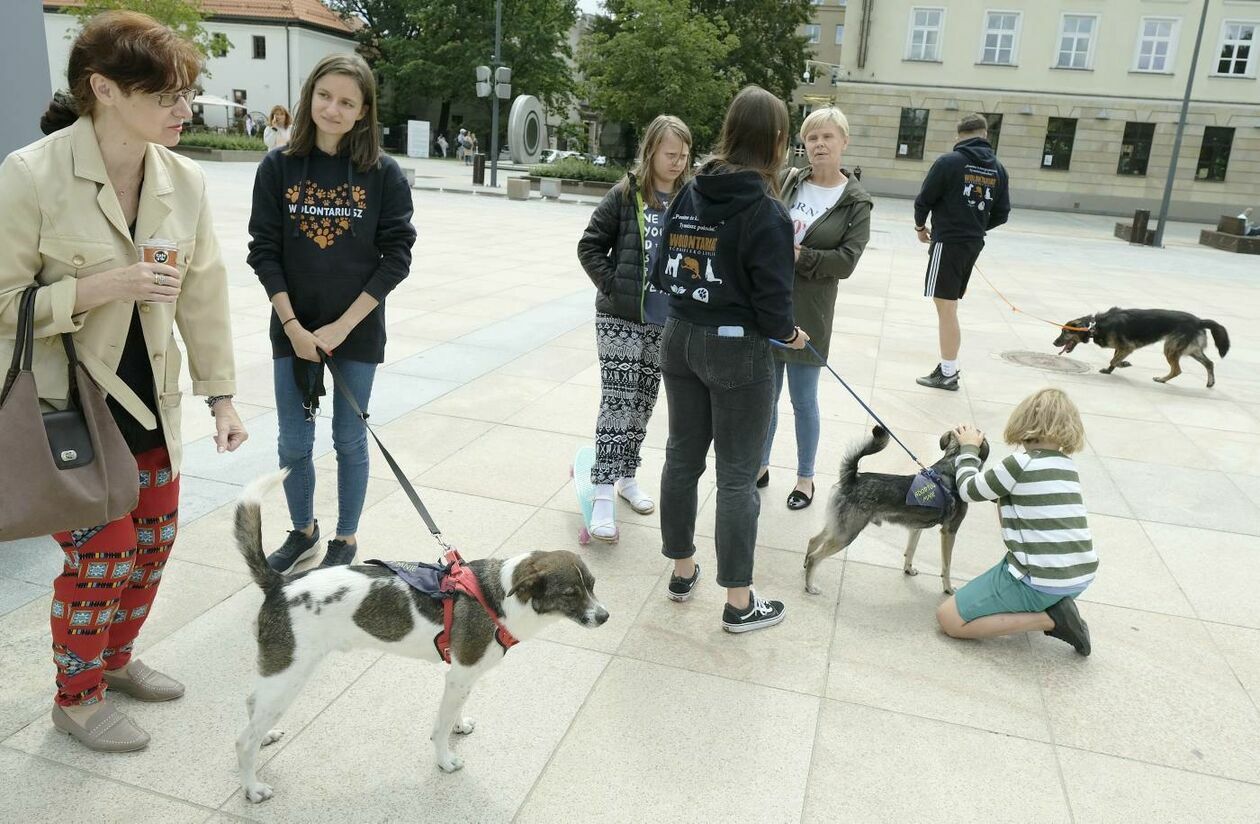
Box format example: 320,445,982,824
153,88,196,108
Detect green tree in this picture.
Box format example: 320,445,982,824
67,0,233,64
331,0,578,133
693,0,814,103
578,0,738,153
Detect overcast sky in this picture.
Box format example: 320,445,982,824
577,0,603,14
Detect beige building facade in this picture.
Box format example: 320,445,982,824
796,0,1260,220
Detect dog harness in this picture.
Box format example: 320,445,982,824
367,548,519,664
906,467,953,512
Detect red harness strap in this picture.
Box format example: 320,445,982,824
432,548,519,664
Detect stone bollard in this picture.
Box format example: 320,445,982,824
539,178,562,199
506,177,531,200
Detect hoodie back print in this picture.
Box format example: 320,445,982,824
652,163,795,341
913,137,1011,243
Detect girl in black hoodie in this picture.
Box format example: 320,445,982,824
247,54,416,570
651,86,809,633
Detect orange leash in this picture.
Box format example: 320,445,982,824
973,264,1092,333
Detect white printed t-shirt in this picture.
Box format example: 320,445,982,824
789,180,846,245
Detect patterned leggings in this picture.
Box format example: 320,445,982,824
592,313,663,485
49,447,180,707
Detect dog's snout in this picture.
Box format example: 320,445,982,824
587,603,610,626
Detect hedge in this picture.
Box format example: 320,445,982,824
529,157,624,183
178,132,268,151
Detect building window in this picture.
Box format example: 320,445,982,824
803,25,821,44
836,24,845,46
1215,22,1255,76
252,35,266,60
1196,127,1234,181
1056,14,1097,69
1117,122,1155,176
906,8,944,62
1041,117,1077,170
896,108,930,160
981,11,1020,65
1135,18,1177,73
982,113,1003,152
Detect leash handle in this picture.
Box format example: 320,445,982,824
323,356,451,549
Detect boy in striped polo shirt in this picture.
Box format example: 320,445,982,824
936,388,1096,655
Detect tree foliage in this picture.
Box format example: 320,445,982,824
580,0,813,148
577,0,738,151
330,0,578,122
67,0,233,65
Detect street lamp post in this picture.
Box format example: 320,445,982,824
1153,0,1211,248
475,0,512,187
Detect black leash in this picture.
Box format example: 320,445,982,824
321,356,453,551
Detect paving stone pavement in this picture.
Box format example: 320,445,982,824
2,156,1258,823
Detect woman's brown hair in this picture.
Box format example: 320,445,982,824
286,53,382,172
41,10,202,135
268,105,291,128
708,85,790,191
628,114,693,210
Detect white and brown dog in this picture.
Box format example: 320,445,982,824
233,471,608,803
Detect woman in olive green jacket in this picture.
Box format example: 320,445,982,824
758,107,872,509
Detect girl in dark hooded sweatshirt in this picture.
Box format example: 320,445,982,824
652,86,809,633
247,53,416,571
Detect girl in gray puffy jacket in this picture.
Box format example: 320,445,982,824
576,115,692,541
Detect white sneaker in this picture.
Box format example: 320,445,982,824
590,487,619,542
616,478,655,515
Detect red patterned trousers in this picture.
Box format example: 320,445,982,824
49,447,180,707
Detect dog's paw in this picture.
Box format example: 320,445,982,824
1117,360,1132,368
1099,367,1114,374
1152,376,1167,383
805,582,821,595
437,754,465,773
942,584,955,595
903,565,919,577
261,729,284,747
453,718,476,735
244,782,274,804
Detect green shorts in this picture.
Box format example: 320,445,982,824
955,560,1066,622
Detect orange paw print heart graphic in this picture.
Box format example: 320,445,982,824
291,181,361,249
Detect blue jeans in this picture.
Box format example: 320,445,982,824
659,318,774,588
761,361,821,479
274,357,376,536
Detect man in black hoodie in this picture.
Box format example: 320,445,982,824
913,113,1010,390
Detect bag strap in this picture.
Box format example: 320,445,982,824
2,288,37,405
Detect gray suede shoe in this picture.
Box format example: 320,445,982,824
103,660,185,702
51,700,150,752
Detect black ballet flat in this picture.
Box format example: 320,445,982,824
786,481,814,511
756,469,770,489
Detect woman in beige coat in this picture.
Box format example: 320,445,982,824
0,11,246,752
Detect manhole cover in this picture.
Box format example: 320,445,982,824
1000,350,1091,374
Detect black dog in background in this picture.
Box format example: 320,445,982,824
1054,308,1230,388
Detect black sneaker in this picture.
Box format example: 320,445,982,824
1045,598,1091,656
318,539,357,568
722,590,786,634
667,563,700,602
265,521,320,573
915,364,960,391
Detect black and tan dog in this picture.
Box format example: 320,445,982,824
1053,308,1230,388
803,427,989,596
232,471,608,803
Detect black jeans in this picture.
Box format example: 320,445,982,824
659,317,775,588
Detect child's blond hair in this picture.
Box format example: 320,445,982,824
1003,388,1086,454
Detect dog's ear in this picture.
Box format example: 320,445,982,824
506,555,544,600
978,437,991,462
939,430,954,451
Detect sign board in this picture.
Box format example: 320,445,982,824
407,119,430,158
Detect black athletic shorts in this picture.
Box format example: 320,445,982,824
923,240,984,300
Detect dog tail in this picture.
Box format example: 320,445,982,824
841,426,890,490
1201,320,1230,358
235,470,288,595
